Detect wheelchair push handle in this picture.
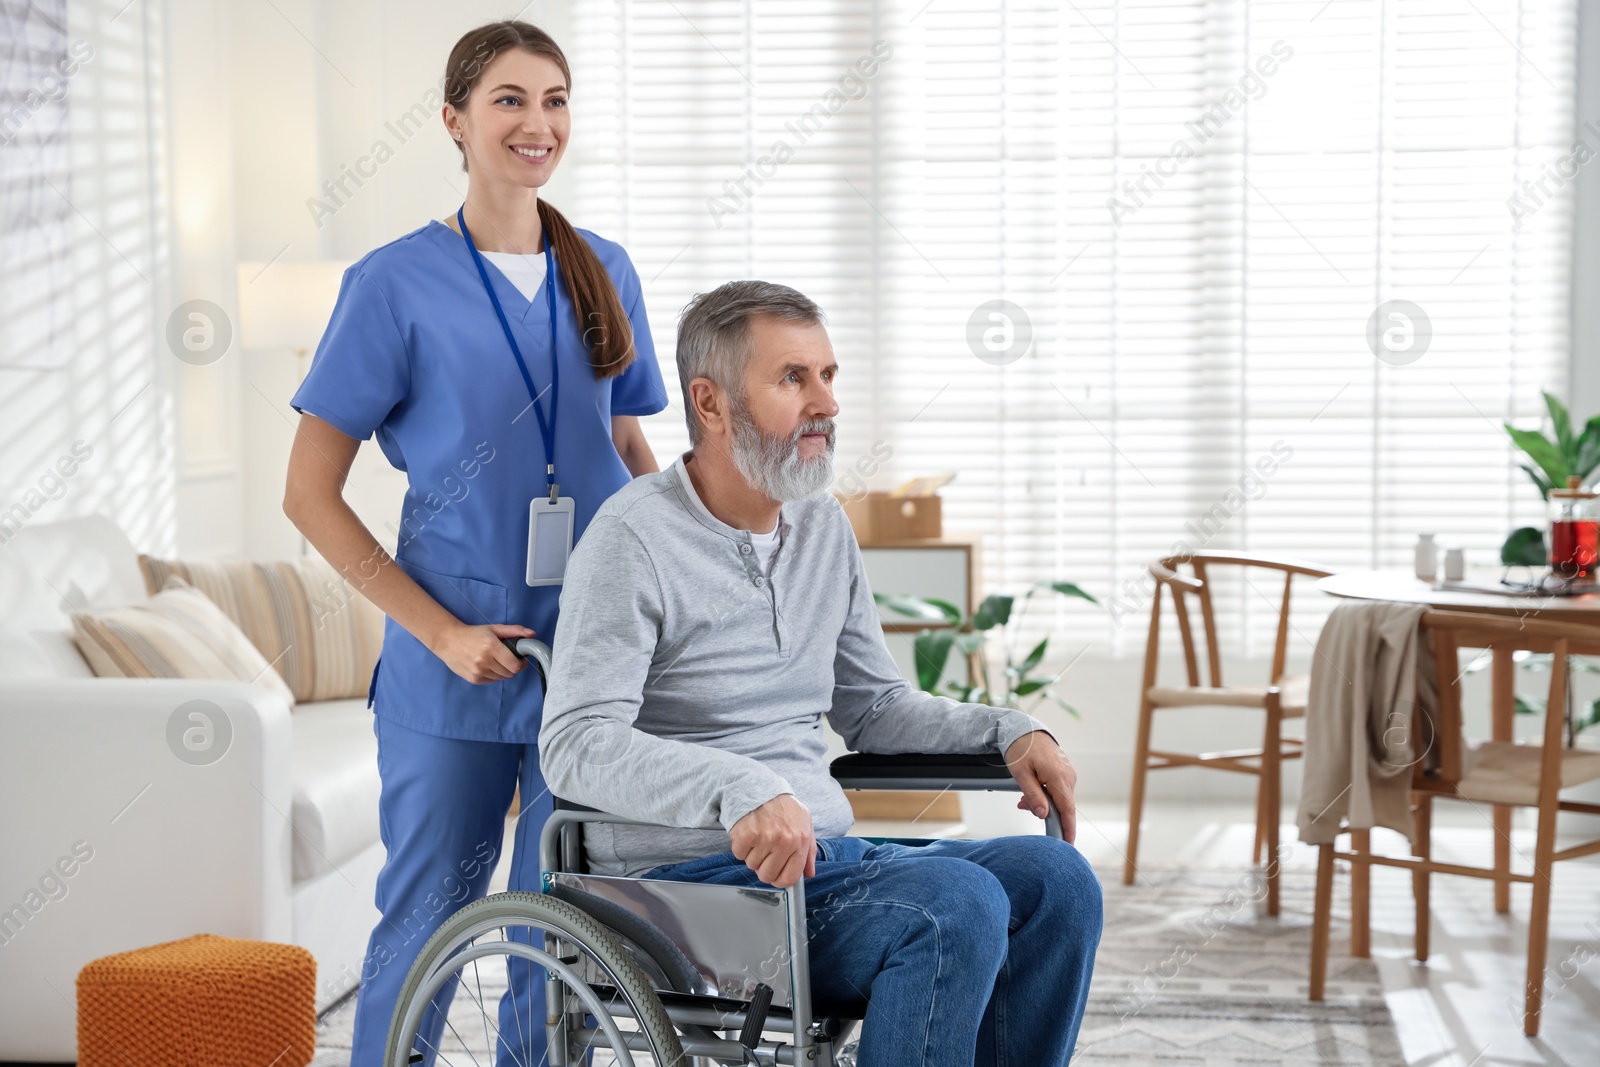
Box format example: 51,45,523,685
501,636,553,692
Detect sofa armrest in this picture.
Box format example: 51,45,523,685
0,677,294,1061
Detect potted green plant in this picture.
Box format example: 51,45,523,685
874,581,1097,716
1500,392,1600,565
1493,391,1600,740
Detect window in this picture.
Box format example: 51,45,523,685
572,0,1577,657
0,0,173,549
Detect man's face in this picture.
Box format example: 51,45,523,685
726,316,840,502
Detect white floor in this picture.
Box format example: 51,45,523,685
886,794,1600,1067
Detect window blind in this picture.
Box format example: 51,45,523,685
0,0,173,550
571,0,1577,660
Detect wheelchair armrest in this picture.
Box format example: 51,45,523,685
829,751,1014,791
830,753,1065,841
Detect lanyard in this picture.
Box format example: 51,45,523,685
457,205,560,501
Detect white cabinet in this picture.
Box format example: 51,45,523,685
862,537,978,687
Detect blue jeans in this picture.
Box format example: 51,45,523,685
643,834,1102,1066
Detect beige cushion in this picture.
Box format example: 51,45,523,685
138,555,383,704
1456,740,1600,807
1147,673,1310,717
70,577,297,708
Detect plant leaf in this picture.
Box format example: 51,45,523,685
1575,416,1600,481
1505,425,1570,487
1519,464,1555,501
1544,391,1575,458
1501,526,1547,566
1047,691,1082,720
1014,679,1046,697
1514,693,1546,717
953,631,987,654
1019,636,1048,674
1577,699,1600,734
972,593,1014,631
911,630,954,693
1049,581,1099,605
874,593,961,624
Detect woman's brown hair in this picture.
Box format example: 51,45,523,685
443,21,635,380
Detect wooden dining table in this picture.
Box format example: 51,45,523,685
1318,569,1600,624
1315,568,1600,912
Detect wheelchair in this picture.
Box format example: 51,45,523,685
383,639,1065,1067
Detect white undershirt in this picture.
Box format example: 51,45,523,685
479,249,549,302
748,523,781,577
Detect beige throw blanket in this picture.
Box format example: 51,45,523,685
1297,600,1438,845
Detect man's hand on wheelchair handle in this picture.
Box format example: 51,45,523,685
1004,730,1079,844
729,793,817,888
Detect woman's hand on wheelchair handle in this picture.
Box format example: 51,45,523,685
431,622,536,683
729,793,817,888
1004,730,1079,845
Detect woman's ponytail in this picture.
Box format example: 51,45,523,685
538,199,636,380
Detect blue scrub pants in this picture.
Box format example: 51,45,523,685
350,716,553,1067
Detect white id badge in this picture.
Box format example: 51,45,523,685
526,496,576,586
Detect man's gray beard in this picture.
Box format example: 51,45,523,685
729,400,836,503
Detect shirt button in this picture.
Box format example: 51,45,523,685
754,576,765,587
739,543,753,555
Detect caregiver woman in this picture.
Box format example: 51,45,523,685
282,20,667,1065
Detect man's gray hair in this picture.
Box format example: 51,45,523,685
675,280,826,445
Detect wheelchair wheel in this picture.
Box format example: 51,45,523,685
384,890,686,1067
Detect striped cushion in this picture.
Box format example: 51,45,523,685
137,555,383,704
71,578,298,708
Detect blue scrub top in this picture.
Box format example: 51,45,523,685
290,219,669,743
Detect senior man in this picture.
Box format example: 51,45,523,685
538,280,1101,1065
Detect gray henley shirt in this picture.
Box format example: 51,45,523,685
537,452,1052,878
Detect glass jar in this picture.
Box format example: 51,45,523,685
1548,475,1599,580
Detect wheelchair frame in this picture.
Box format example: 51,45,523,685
534,752,1065,1065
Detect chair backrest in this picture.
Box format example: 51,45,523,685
1142,551,1336,692
1414,610,1600,788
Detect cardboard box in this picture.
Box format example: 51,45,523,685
839,491,942,543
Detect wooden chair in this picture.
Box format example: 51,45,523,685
1124,551,1336,916
1308,610,1600,1037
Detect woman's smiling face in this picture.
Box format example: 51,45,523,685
448,49,570,187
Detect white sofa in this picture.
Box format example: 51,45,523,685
0,516,383,1062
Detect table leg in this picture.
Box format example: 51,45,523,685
1492,646,1514,914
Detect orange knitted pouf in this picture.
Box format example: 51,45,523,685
76,933,315,1067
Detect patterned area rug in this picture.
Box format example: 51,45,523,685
313,865,1401,1066
1078,866,1402,1065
